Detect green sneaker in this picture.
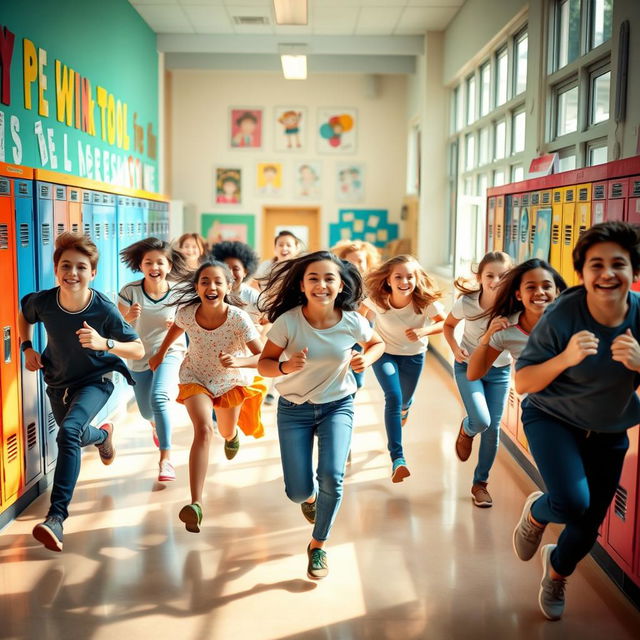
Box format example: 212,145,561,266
224,430,240,460
179,503,203,533
306,545,328,580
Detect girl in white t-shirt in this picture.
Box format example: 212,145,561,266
118,237,190,482
258,251,384,580
443,251,512,508
362,255,445,482
150,261,266,533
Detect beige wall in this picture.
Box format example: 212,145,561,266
169,70,408,254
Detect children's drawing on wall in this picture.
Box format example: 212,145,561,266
318,108,357,153
275,107,306,151
230,108,263,148
256,163,283,197
336,163,364,202
293,161,321,199
215,168,242,204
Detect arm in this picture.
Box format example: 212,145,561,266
76,321,144,360
443,312,469,362
219,337,264,369
467,345,502,380
351,330,385,372
358,302,375,322
258,339,308,377
406,313,446,341
18,311,43,371
148,323,186,371
117,300,142,325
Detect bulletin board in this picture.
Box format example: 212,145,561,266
329,209,398,248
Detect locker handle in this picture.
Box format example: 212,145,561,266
3,326,11,363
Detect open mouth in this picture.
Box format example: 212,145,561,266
595,282,620,291
149,271,161,278
204,293,219,300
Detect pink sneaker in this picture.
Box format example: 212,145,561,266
158,460,176,482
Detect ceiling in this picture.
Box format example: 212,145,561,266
129,0,466,73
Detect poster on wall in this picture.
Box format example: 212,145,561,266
274,107,306,151
230,108,263,148
293,161,322,200
336,163,364,202
201,213,256,248
317,108,357,153
256,162,283,197
329,209,397,248
215,168,242,204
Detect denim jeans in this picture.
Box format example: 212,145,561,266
277,394,354,541
130,354,181,450
453,361,510,485
523,403,629,576
372,352,425,461
46,378,114,520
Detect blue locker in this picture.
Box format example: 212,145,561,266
81,189,93,239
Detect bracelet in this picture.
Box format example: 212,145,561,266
278,360,288,375
20,340,33,352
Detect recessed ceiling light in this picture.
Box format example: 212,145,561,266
273,0,308,26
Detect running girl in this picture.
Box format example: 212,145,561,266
177,233,206,271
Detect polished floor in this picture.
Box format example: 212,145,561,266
1,355,639,640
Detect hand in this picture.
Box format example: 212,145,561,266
481,316,511,344
562,330,599,367
405,328,423,342
219,352,238,368
350,349,367,373
282,347,308,374
165,317,174,329
24,348,43,371
148,352,164,371
611,328,640,371
126,303,142,324
453,345,470,363
76,321,107,351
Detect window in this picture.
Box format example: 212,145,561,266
588,141,607,165
466,75,476,125
465,133,476,170
493,169,505,186
558,148,577,171
480,62,491,116
556,84,579,136
511,165,525,182
494,120,506,160
464,176,474,195
590,0,612,50
514,31,528,95
512,110,526,153
479,127,490,165
477,173,488,198
590,69,610,124
556,0,582,71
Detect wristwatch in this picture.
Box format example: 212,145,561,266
105,338,115,351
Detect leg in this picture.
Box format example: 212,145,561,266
397,352,425,416
453,361,491,436
130,369,154,423
372,353,404,461
149,355,181,455
182,393,215,504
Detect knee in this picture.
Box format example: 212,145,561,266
56,422,82,448
317,469,344,499
549,492,589,521
193,421,214,443
150,391,170,414
383,388,402,406
285,485,314,504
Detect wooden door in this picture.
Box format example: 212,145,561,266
262,206,321,259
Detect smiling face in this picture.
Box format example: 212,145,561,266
181,238,201,260
223,257,247,291
479,260,510,302
274,235,299,261
196,266,231,308
515,268,559,318
55,249,95,293
344,250,367,274
300,260,343,307
141,250,171,284
387,261,417,299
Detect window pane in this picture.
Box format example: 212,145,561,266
556,85,579,136
477,173,488,197
479,127,490,165
511,165,525,182
451,89,458,132
466,76,476,125
480,63,491,116
558,154,577,172
557,0,581,70
588,145,607,166
591,0,612,49
494,120,506,159
496,49,508,106
493,169,505,186
464,176,474,195
456,86,464,132
591,71,610,124
465,133,476,170
515,33,528,95
512,111,526,153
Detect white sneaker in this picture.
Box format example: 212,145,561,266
158,460,176,482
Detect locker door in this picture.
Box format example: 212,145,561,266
141,199,150,241
532,189,553,262
116,195,127,290
515,396,528,452
592,181,607,224
91,191,107,296
607,178,628,222
575,183,592,246
13,178,43,488
68,187,82,235
494,195,505,251
626,175,640,224
502,385,518,437
53,184,68,240
517,193,530,263
161,202,169,240
504,196,513,259
506,194,520,260
528,191,540,258
561,186,576,286
486,196,495,250
550,188,563,271
0,177,24,507
81,190,93,239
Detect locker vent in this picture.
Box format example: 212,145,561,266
553,191,561,203
83,223,91,237
40,185,49,198
119,223,124,237
552,225,560,245
94,223,101,239
42,223,51,245
613,485,627,521
6,433,18,463
632,180,640,197
530,225,536,245
566,190,574,202
55,187,65,200
56,223,65,236
594,184,606,199
71,223,80,233
563,225,572,246
47,411,56,434
578,188,588,201
578,225,587,238
20,223,30,247
0,179,9,195
488,224,494,238
542,192,551,204
520,224,528,245
531,193,539,205
510,224,518,245
496,223,502,238
0,224,9,249
129,223,135,236
611,183,623,198
138,223,143,235
27,421,37,449
18,183,28,195
104,223,110,238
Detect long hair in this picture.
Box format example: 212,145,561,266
168,260,242,309
331,239,381,272
453,251,512,296
488,259,567,324
257,250,363,324
120,237,190,280
364,255,442,314
210,240,259,281
177,233,206,257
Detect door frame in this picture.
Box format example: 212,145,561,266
261,205,321,258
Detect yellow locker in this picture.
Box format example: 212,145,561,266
575,183,592,246
550,188,563,271
561,186,576,286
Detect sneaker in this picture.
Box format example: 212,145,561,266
179,503,203,533
391,457,411,483
33,516,64,552
401,408,410,426
307,545,329,580
264,393,275,406
455,420,474,461
301,497,316,524
96,422,115,465
158,459,176,482
513,491,546,561
471,482,493,508
151,424,160,448
539,544,566,621
224,430,240,460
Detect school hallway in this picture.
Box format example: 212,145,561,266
1,354,638,640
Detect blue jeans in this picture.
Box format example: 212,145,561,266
277,394,354,541
372,352,425,461
130,354,181,450
523,403,629,576
453,361,510,484
46,378,114,520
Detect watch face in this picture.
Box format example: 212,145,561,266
107,339,115,350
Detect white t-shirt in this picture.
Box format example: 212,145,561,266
362,297,445,356
489,312,530,361
118,280,186,372
174,304,259,397
267,306,373,404
238,283,261,326
451,291,511,367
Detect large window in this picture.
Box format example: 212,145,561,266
480,62,492,117
496,48,509,106
514,31,528,95
590,0,613,50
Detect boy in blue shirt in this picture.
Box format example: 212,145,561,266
19,232,144,552
512,221,640,620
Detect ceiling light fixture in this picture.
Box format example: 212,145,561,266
279,43,308,80
273,0,308,26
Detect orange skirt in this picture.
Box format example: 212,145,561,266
176,376,268,439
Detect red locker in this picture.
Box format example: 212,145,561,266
626,175,640,224
607,178,628,222
592,181,607,224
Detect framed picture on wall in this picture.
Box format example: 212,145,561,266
293,161,322,200
201,213,256,248
336,163,364,202
215,167,242,204
256,162,283,197
229,107,263,149
274,107,306,152
317,108,357,153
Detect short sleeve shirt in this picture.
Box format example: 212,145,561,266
174,304,259,397
489,313,530,361
21,288,139,389
239,283,261,326
267,306,373,404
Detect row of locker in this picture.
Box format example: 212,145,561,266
0,165,169,519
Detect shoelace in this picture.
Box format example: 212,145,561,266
522,520,544,542
311,549,327,569
548,577,566,600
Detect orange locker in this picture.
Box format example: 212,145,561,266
68,187,82,234
53,184,69,239
607,178,628,222
592,181,607,224
574,183,592,244
486,196,495,251
561,186,576,286
550,188,563,271
503,385,518,437
494,194,505,251
0,177,24,509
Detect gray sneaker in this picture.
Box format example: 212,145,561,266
513,491,545,560
539,544,566,620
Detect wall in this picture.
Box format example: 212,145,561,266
169,70,407,253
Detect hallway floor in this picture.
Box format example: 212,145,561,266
1,355,639,639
